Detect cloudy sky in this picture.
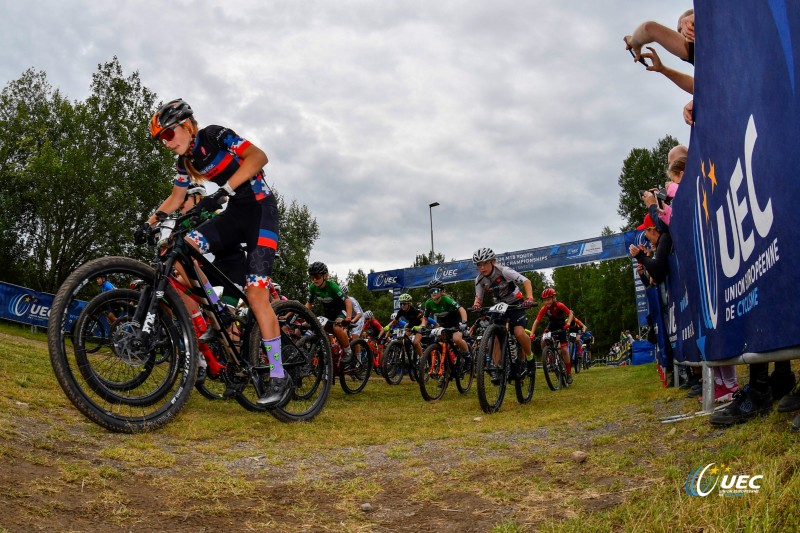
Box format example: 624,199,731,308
1,0,692,279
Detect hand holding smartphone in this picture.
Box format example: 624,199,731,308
628,48,649,67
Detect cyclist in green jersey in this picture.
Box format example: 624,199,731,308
380,293,425,360
424,279,469,361
305,262,354,362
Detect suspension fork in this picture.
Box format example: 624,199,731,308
135,257,175,344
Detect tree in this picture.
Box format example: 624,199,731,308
344,269,395,324
0,59,173,292
271,190,320,301
551,226,637,355
617,135,679,229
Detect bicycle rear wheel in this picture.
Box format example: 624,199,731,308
381,340,405,385
340,339,372,394
455,347,475,394
542,347,561,391
48,257,196,433
419,343,448,401
476,325,507,413
237,300,333,422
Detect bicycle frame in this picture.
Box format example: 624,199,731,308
154,214,256,368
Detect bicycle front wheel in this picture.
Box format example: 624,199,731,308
47,256,197,433
340,339,372,394
476,325,507,414
381,340,405,385
542,347,561,391
419,343,448,401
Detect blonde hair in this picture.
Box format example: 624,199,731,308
179,119,206,184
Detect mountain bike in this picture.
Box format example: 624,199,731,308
47,210,333,433
381,326,424,385
475,303,535,414
582,342,593,369
568,332,581,374
363,335,385,376
540,331,568,391
418,326,474,401
579,333,594,369
318,317,372,394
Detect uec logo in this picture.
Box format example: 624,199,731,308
685,463,763,497
435,266,458,280
375,273,398,287
8,293,51,319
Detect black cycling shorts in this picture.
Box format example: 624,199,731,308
197,195,279,289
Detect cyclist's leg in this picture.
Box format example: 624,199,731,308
332,323,351,350
560,342,571,374
452,331,468,362
412,333,423,357
509,310,532,360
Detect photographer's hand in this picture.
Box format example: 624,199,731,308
642,46,663,73
642,191,657,207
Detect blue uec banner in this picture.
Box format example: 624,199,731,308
669,0,800,360
0,281,85,331
368,231,641,291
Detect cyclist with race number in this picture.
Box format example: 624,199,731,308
142,98,287,406
424,279,469,363
470,248,536,371
379,293,425,360
306,261,354,363
530,287,575,384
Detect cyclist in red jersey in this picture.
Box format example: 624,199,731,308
361,311,383,340
530,287,575,384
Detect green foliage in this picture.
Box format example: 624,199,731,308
0,58,173,292
617,135,679,230
271,190,320,300
0,59,321,296
412,252,445,267
551,255,637,354
343,269,395,324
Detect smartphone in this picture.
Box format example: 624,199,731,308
628,48,649,67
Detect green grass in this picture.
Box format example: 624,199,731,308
1,319,799,531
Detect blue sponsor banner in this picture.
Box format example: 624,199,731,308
633,261,649,329
669,1,800,360
368,231,641,290
366,269,406,291
0,281,84,330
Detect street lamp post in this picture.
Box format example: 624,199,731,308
429,202,440,262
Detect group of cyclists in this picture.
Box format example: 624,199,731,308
143,98,596,406
299,247,597,390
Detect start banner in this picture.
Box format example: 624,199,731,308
368,231,640,291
